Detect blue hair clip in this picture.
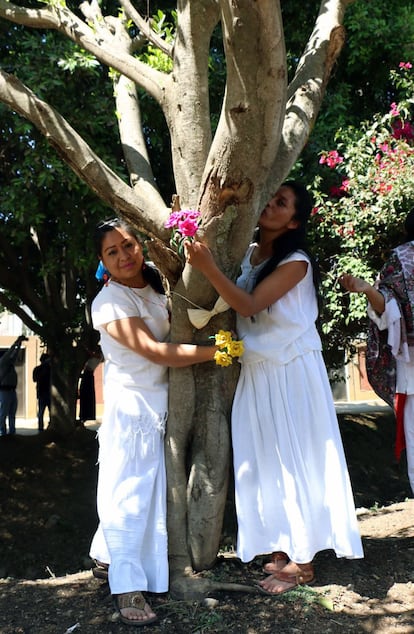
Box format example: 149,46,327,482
95,261,110,282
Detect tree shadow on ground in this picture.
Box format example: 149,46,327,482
0,408,413,633
338,409,411,507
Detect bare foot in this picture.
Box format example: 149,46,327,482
263,551,289,574
259,561,314,595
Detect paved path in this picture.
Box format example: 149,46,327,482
13,400,391,436
334,400,391,414
14,418,101,435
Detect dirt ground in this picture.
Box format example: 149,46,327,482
0,407,413,634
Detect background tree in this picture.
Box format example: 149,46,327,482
0,25,127,433
0,0,392,597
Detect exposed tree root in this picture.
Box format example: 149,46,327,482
169,575,259,600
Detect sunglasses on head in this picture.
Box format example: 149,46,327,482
97,217,120,230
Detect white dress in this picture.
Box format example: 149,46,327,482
89,280,170,594
232,246,363,564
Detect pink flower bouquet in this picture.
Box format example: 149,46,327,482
165,209,201,255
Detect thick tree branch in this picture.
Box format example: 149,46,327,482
0,0,167,105
0,0,221,205
114,73,158,189
267,0,354,197
0,291,46,337
195,0,287,269
0,69,170,239
288,0,353,98
108,19,159,191
0,230,59,327
159,0,220,203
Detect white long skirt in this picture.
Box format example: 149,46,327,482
232,350,363,564
402,395,414,494
89,385,168,594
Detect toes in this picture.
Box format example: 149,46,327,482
259,573,276,589
260,574,294,594
120,604,155,622
263,552,289,574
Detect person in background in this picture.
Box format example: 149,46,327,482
185,181,363,594
32,353,51,432
0,335,28,437
90,217,220,627
339,207,414,496
79,353,102,425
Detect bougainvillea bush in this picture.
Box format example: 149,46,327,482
309,63,414,368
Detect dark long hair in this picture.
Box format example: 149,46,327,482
253,181,320,296
94,217,165,295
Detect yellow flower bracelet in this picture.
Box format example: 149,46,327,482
212,330,244,367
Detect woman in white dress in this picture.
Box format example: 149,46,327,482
90,218,217,625
185,181,363,594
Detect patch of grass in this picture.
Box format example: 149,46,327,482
156,599,224,633
279,585,334,612
369,501,381,512
191,608,223,633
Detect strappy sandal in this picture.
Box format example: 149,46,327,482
258,563,315,596
115,591,158,627
91,560,109,580
263,551,289,573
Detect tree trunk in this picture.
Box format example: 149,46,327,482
48,346,84,437
166,281,239,597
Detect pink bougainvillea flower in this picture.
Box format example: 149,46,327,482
329,185,343,198
399,62,412,70
390,102,400,117
320,150,344,168
392,120,414,141
329,178,351,198
374,182,393,195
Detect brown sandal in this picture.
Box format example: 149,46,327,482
92,560,109,581
115,591,158,627
263,551,289,573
